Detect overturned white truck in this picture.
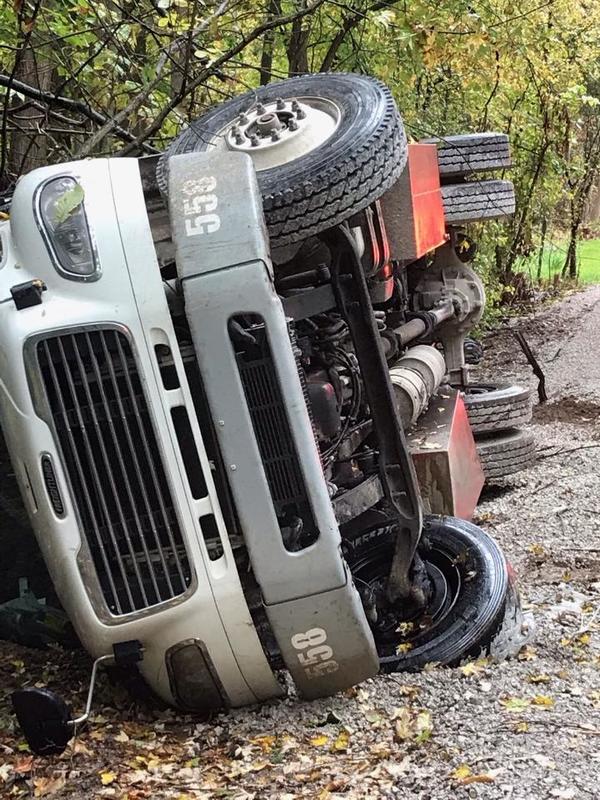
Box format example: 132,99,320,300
0,73,532,754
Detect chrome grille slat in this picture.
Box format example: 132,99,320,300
54,336,138,612
41,338,124,614
111,332,184,591
71,334,152,607
36,328,193,615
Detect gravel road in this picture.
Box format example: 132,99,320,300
1,289,599,800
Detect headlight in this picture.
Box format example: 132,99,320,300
37,176,99,280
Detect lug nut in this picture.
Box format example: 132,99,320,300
270,130,280,142
234,132,244,145
256,102,266,114
238,112,248,124
291,98,300,112
288,118,298,131
276,97,285,110
296,108,306,120
250,133,260,147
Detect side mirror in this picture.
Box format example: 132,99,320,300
12,688,73,756
12,640,143,756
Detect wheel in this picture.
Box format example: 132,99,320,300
476,429,536,481
422,132,511,178
463,337,484,365
344,517,517,670
441,179,515,224
156,73,407,248
463,382,532,434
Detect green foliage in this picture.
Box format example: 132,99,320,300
52,183,84,225
2,0,600,295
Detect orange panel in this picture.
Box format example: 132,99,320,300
380,143,448,261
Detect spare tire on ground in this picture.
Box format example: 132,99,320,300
157,73,407,248
476,428,536,481
463,382,532,434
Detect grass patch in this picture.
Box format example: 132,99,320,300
519,238,600,285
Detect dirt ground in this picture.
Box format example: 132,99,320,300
1,288,599,800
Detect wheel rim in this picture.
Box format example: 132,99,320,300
463,383,497,396
351,542,463,656
208,95,342,171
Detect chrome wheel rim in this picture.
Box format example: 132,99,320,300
209,95,342,170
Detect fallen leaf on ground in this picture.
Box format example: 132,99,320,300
451,764,472,780
310,734,329,747
331,729,350,752
501,697,530,712
518,645,537,661
528,673,551,684
532,695,555,707
13,755,33,775
460,659,488,678
100,771,118,786
34,775,66,797
393,707,432,744
458,773,497,785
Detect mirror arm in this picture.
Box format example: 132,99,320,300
69,653,114,729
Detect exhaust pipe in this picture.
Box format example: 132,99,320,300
389,345,446,427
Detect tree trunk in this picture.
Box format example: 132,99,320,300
5,6,56,187
259,0,281,85
287,3,310,76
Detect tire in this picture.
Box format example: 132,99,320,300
463,382,532,434
421,132,511,178
476,429,536,480
344,516,513,671
441,179,515,224
156,73,407,248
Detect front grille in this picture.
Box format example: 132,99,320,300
36,328,193,615
238,356,306,512
232,319,318,551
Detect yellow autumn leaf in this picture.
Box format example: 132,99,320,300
532,695,554,707
396,642,413,654
501,696,530,712
515,721,529,733
100,771,117,786
528,673,551,684
451,764,472,780
460,658,488,677
331,729,350,752
310,734,329,747
252,735,276,752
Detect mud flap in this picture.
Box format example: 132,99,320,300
167,151,379,697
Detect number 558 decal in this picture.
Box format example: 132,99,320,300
291,627,339,679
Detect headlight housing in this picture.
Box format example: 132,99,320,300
36,176,99,280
